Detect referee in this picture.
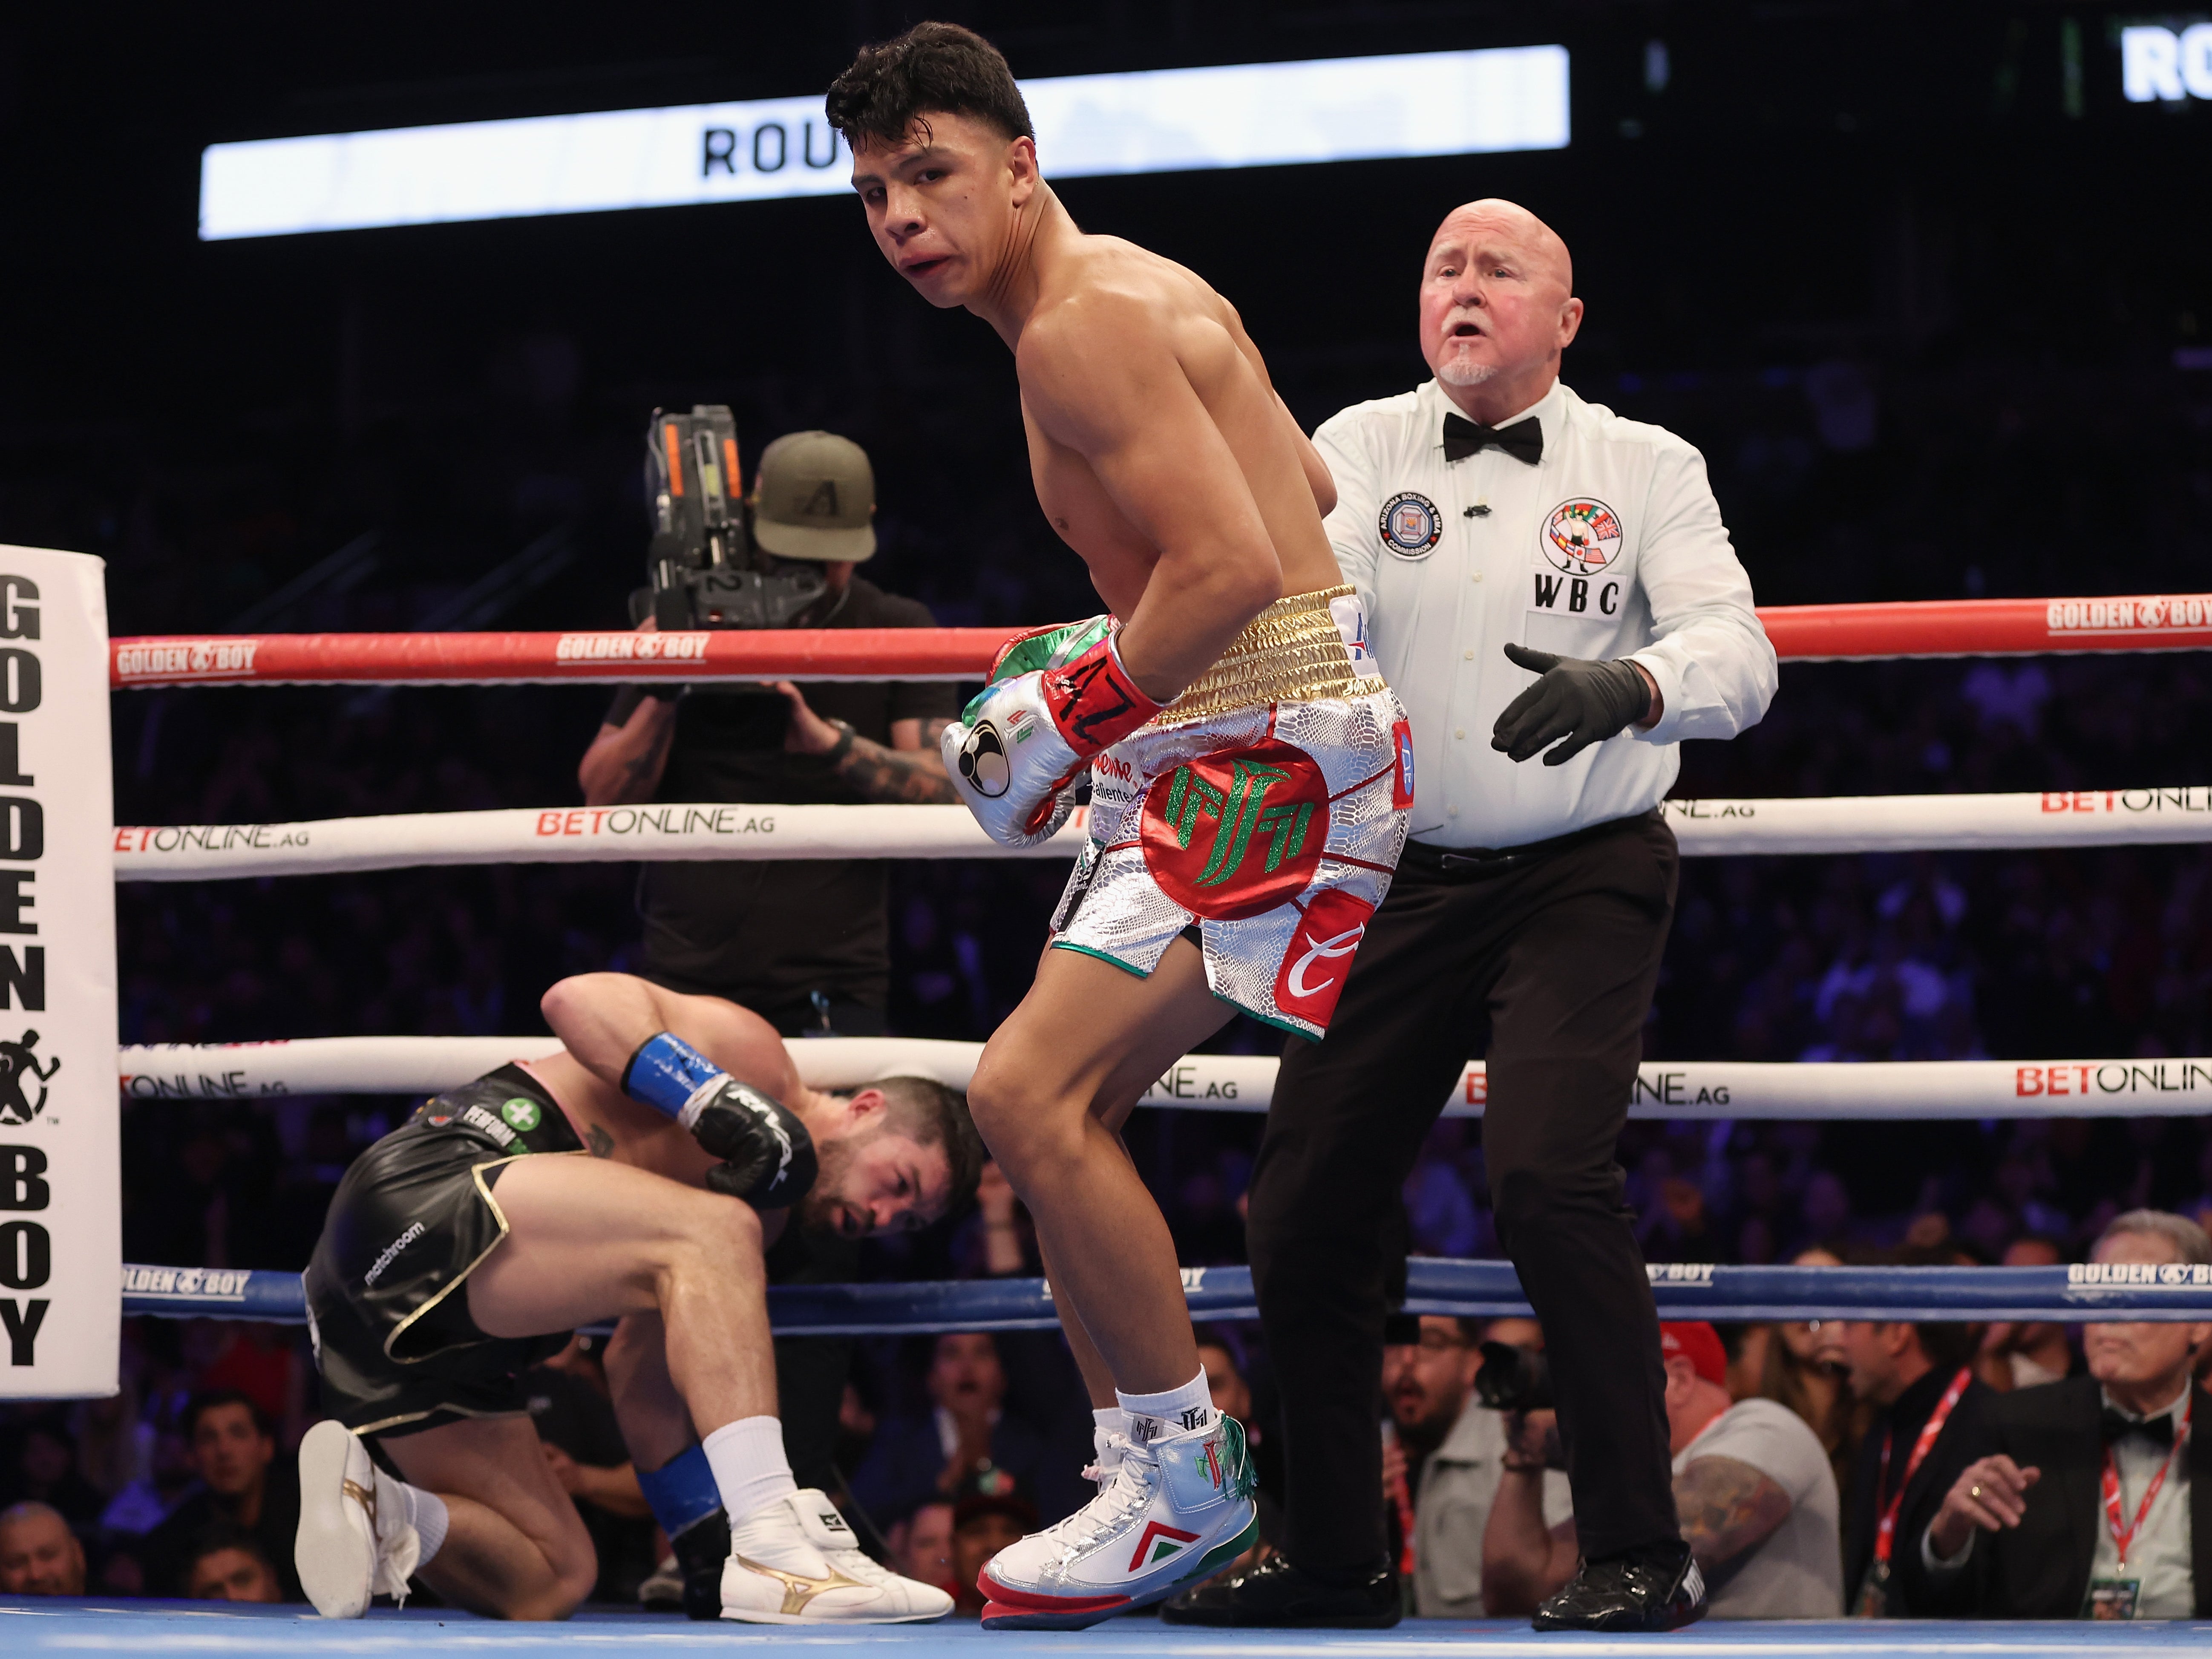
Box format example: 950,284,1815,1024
1167,200,1776,1631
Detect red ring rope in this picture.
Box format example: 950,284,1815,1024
107,594,2212,688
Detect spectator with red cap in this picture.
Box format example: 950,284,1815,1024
1481,1322,1840,1619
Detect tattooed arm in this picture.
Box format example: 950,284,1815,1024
579,694,678,806
1673,1455,1793,1585
775,681,957,804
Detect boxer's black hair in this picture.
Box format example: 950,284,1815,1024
826,21,1033,153
874,1074,987,1216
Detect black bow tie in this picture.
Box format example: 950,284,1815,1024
1443,412,1544,466
2102,1407,2176,1450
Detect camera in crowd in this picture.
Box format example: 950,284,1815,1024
1472,1340,1553,1413
634,404,831,631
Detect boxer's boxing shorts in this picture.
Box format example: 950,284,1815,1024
1051,584,1411,1037
303,1065,582,1436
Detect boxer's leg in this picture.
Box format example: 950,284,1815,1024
380,1417,599,1620
603,1310,693,1470
466,1155,775,1432
968,936,1229,1394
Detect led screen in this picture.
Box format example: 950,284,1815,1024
199,46,1570,240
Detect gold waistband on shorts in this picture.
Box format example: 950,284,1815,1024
1152,583,1365,727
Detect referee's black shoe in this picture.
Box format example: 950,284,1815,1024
1160,1552,1400,1627
1531,1540,1707,1632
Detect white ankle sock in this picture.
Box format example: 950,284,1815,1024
1116,1369,1214,1442
392,1478,449,1566
1092,1406,1130,1461
702,1416,798,1525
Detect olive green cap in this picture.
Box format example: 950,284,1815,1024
751,429,876,562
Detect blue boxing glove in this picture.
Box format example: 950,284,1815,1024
943,618,1161,849
621,1032,818,1209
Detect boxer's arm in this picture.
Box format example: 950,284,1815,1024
1276,393,1335,516
541,973,794,1100
1018,300,1282,700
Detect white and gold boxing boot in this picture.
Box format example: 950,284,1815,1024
295,1419,423,1618
723,1489,952,1624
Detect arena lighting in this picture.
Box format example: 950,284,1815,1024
197,46,1570,239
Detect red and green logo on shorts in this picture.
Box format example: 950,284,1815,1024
1139,739,1329,920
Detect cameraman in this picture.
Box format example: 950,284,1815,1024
579,429,958,1040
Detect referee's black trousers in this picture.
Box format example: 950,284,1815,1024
1247,810,1681,1569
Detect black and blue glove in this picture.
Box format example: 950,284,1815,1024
621,1032,818,1209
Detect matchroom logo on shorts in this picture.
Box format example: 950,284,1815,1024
1139,740,1330,920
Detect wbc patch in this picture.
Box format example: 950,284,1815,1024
1378,491,1443,558
1139,740,1331,921
1543,498,1624,576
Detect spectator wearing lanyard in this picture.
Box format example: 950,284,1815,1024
1918,1210,2212,1620
1817,1248,1993,1617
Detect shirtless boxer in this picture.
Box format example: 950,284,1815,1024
829,24,1411,1628
293,971,979,1623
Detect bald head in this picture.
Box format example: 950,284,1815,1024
1431,200,1573,295
1419,199,1582,422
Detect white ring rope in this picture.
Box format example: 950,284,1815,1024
109,789,2212,881
116,1037,2212,1120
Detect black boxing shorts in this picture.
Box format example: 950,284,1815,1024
303,1064,583,1437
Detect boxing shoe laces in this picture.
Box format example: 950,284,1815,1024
723,1489,952,1624
1083,1423,1129,1493
294,1420,421,1619
980,1413,1258,1630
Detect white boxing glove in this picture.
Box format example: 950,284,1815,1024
944,619,1161,849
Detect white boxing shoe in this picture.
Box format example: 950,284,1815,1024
295,1419,421,1619
979,1413,1257,1630
723,1489,953,1624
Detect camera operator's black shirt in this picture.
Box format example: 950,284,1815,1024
603,577,958,1027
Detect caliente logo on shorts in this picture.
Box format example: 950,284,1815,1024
1272,887,1376,1028
1542,498,1624,576
1378,491,1443,559
1140,740,1330,920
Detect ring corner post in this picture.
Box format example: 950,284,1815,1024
0,544,118,1400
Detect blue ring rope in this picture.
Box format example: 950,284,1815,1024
118,1260,2212,1331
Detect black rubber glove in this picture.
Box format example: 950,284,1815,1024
1490,642,1653,766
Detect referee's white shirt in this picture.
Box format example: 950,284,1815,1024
1316,376,1777,850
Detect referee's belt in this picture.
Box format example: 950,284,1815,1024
1400,808,1660,880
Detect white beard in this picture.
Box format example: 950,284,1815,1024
1436,354,1498,388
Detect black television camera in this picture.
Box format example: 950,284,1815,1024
634,405,829,631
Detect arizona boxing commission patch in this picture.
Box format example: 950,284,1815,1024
1542,498,1624,576
1379,491,1444,559
1139,740,1331,922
